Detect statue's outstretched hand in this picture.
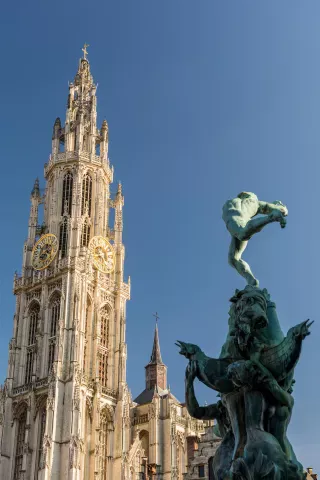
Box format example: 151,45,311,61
273,200,288,217
269,209,287,228
185,360,198,384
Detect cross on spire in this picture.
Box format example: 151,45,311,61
153,312,160,323
82,43,89,60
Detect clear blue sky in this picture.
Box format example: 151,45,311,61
0,0,319,470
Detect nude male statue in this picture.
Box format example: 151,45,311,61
222,192,288,287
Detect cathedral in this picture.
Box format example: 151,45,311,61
0,50,208,480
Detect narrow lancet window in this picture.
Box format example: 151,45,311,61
100,306,109,349
59,218,68,258
25,303,39,384
61,172,73,216
99,353,108,387
48,295,60,374
83,300,91,373
38,407,47,469
81,174,92,216
81,219,90,247
14,411,27,480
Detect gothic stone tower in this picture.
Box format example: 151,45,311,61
0,51,131,480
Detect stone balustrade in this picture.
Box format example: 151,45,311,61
44,151,113,182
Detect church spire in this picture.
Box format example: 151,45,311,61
149,319,163,365
145,315,167,391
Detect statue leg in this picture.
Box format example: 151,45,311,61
237,215,277,241
228,237,259,287
222,391,246,460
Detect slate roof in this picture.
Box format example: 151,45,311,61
134,386,180,405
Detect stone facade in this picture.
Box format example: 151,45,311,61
127,324,207,479
0,53,131,480
184,425,220,480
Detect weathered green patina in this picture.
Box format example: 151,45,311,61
177,194,312,480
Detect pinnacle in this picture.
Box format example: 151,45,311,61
149,322,163,365
117,182,122,196
31,178,40,197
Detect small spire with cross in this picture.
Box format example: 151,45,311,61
82,43,89,60
149,312,162,364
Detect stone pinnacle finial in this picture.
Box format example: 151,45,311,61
31,178,40,197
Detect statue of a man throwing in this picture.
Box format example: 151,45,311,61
222,192,288,287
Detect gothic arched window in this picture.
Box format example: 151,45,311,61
59,218,68,258
48,295,61,374
81,174,92,216
99,408,112,478
38,407,47,469
13,410,27,480
28,303,39,346
81,219,90,247
25,303,39,384
61,172,73,216
83,299,91,373
100,306,110,349
99,353,108,388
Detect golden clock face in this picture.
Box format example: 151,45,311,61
89,236,115,274
31,234,59,271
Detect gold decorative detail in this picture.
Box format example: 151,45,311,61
31,234,59,271
88,236,115,274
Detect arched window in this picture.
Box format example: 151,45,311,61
14,410,27,480
99,408,112,478
99,353,108,388
59,218,68,258
48,295,60,374
84,405,93,478
81,174,92,216
25,303,39,384
100,306,110,349
99,306,110,388
83,299,91,373
81,219,90,247
28,304,39,346
61,172,73,216
38,407,47,469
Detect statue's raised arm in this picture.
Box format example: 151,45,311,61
222,192,288,287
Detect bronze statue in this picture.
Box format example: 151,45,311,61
177,194,312,480
222,192,288,287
